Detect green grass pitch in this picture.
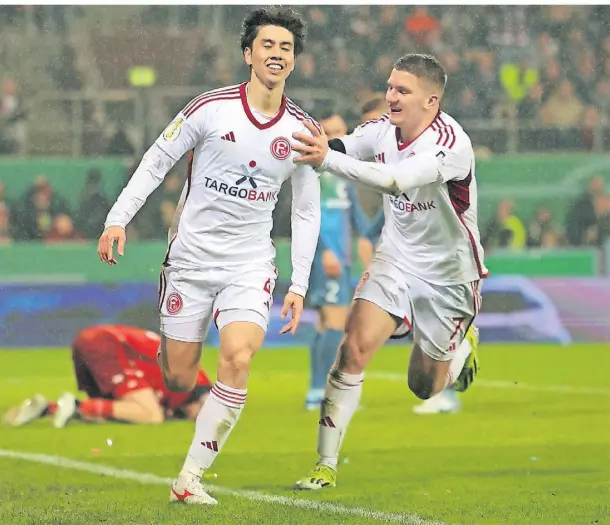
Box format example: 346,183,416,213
0,344,608,525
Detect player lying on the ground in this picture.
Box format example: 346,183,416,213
3,325,211,428
305,113,377,411
96,7,320,505
291,53,486,489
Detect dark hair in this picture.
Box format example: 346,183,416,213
393,53,447,91
240,7,307,57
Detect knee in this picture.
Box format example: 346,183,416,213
408,372,435,400
337,333,372,373
162,366,197,393
218,343,256,377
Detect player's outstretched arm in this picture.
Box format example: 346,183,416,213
293,121,470,197
99,109,206,265
280,164,321,335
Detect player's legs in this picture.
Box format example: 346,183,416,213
406,278,481,400
296,261,410,490
175,263,275,504
306,271,351,410
158,264,218,392
296,299,398,489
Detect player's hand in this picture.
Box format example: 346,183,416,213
322,250,342,278
292,120,329,168
280,291,304,335
97,226,126,265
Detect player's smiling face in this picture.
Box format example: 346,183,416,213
244,25,295,88
386,69,439,129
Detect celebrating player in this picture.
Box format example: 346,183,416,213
3,325,212,428
305,113,375,411
97,7,320,505
292,54,485,489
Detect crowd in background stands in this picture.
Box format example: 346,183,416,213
1,165,609,252
481,176,610,251
0,5,610,249
1,6,610,153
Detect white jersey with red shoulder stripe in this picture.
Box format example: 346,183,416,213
342,111,487,285
155,82,320,270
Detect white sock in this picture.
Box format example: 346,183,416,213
317,370,364,471
180,381,246,479
446,337,472,387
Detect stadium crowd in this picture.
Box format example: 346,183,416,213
0,5,609,249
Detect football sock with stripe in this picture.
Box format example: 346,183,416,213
180,381,246,478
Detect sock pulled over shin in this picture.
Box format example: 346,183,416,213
317,370,364,470
180,381,246,478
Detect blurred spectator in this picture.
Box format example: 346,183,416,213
45,214,85,243
404,6,441,47
290,53,320,90
594,59,610,110
570,50,597,105
581,106,602,151
474,53,502,117
565,175,605,246
499,55,539,104
527,205,563,248
360,95,388,123
482,199,527,251
17,176,71,240
517,83,544,120
106,128,135,156
76,169,111,239
539,58,562,102
452,88,481,121
540,80,584,128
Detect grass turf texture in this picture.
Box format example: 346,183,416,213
0,344,608,525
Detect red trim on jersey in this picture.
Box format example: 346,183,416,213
183,85,240,114
184,93,241,119
447,169,487,278
163,150,194,266
239,82,286,130
360,114,390,128
447,172,472,214
395,111,440,151
437,115,457,149
285,100,322,133
458,215,488,279
285,105,322,133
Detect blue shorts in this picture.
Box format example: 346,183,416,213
309,264,353,308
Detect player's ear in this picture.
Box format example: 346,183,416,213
244,47,253,66
426,93,439,109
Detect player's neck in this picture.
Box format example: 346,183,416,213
246,75,284,117
398,110,439,145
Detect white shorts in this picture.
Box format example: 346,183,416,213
158,262,277,343
354,259,482,361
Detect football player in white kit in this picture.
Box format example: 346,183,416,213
292,54,486,489
97,8,321,504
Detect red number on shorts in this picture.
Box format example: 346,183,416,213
263,278,271,294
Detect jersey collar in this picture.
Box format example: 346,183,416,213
395,110,441,151
240,82,287,130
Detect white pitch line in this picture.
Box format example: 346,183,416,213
0,449,445,525
367,372,610,395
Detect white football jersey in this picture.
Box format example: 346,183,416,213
105,82,321,295
341,111,487,285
